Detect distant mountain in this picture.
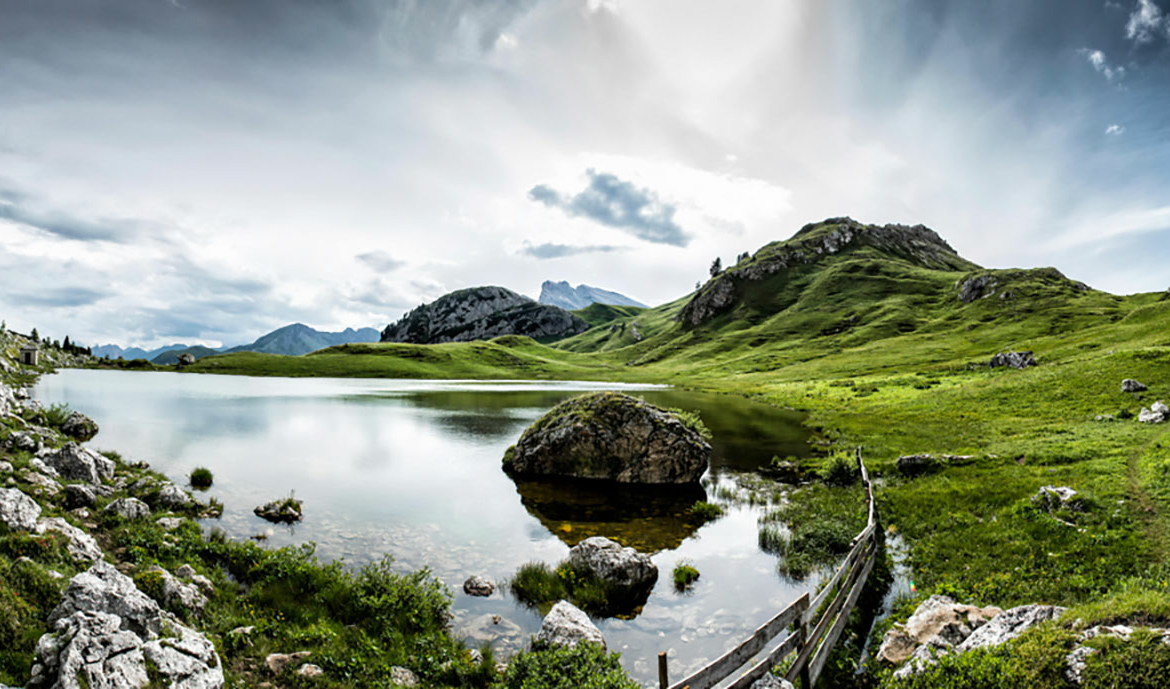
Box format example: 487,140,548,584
381,286,589,344
224,323,381,356
93,343,189,361
538,281,646,310
151,346,221,365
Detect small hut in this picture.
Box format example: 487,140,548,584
20,344,39,366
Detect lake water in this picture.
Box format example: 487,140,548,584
33,369,816,685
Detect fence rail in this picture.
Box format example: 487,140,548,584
660,448,878,689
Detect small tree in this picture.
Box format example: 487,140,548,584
709,257,722,278
63,335,71,351
30,327,38,342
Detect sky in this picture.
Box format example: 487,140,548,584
1,0,1169,348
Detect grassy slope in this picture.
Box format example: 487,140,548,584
143,221,1170,685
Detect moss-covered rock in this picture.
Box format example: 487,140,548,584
503,392,710,484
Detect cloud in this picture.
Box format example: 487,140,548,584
1081,48,1125,81
1126,0,1166,43
1106,124,1125,135
518,241,620,259
5,286,107,308
356,250,406,272
1049,205,1170,250
0,194,140,243
528,169,689,247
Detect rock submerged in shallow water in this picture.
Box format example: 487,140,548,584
254,497,303,523
463,575,494,597
567,536,658,597
535,600,605,650
503,392,711,484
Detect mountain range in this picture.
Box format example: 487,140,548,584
537,281,646,310
92,324,381,363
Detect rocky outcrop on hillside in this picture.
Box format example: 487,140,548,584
30,560,224,689
381,286,589,344
679,217,978,327
502,392,711,484
879,594,1065,678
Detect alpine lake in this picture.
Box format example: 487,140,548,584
33,369,818,685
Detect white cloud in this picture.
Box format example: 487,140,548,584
1126,0,1166,43
1048,205,1170,250
1106,124,1125,135
1082,48,1125,81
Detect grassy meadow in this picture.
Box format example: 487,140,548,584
102,220,1170,685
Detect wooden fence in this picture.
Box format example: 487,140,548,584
658,448,878,689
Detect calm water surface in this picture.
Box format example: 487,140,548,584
34,369,815,685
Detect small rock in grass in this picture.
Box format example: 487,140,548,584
390,666,419,687
104,497,151,520
266,651,311,675
297,664,324,678
1121,379,1148,393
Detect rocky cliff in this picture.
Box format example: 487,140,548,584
678,217,979,327
538,281,646,310
381,286,589,344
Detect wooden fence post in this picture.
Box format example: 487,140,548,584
659,651,669,689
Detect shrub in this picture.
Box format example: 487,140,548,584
821,452,859,486
689,501,724,522
1081,628,1170,689
41,402,72,427
189,467,214,489
672,562,700,590
499,642,639,689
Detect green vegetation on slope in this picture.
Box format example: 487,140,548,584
91,217,1170,686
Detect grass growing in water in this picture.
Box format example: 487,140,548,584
688,501,724,522
508,561,635,617
672,561,700,590
189,467,213,489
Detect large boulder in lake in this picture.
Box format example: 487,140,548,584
503,392,711,484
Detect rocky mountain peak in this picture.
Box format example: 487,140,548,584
678,217,979,327
381,286,589,344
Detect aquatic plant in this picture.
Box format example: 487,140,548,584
189,467,213,489
672,561,700,590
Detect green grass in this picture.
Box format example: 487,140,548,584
67,217,1170,685
189,467,214,489
688,501,723,522
672,561,700,590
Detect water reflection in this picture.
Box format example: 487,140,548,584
512,479,707,552
32,370,815,686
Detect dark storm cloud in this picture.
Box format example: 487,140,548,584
6,286,107,308
356,250,406,271
0,0,539,65
519,242,620,259
528,170,689,247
